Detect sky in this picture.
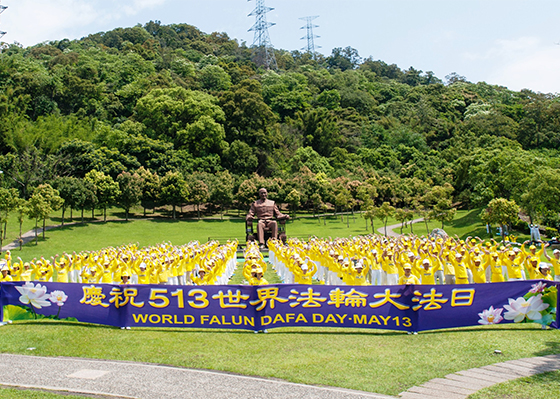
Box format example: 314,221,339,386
1,0,560,94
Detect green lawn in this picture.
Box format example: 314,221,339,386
469,370,560,399
0,321,558,396
1,207,555,398
0,386,89,399
6,208,533,263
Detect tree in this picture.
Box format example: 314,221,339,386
235,179,257,217
0,187,19,250
285,189,301,219
520,168,560,223
116,171,143,221
210,170,233,220
84,170,120,222
422,184,456,229
14,198,28,250
376,202,395,237
326,47,362,71
33,184,63,239
137,167,160,216
188,178,209,219
134,87,227,156
480,198,520,242
52,176,82,225
395,208,408,235
27,184,63,243
159,171,189,219
364,206,377,234
27,193,49,245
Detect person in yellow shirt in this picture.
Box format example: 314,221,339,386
536,263,553,281
294,259,317,285
525,257,540,280
249,267,269,286
134,262,151,285
120,269,132,284
437,249,455,285
0,264,12,282
381,250,399,285
419,259,436,285
399,264,419,285
469,256,487,284
52,254,72,283
503,250,526,281
450,252,469,284
486,252,506,283
543,246,560,282
9,259,23,281
347,258,369,286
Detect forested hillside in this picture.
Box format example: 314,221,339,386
1,21,559,232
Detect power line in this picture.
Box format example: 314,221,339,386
299,16,320,58
248,0,277,70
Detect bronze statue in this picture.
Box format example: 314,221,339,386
246,188,289,246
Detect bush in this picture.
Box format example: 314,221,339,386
544,227,558,238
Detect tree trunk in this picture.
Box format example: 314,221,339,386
43,218,46,239
81,208,84,224
410,220,414,233
3,221,6,240
125,209,129,221
424,220,429,234
103,206,107,222
35,217,38,245
92,207,94,219
172,205,176,220
197,204,201,220
70,208,73,221
61,207,65,226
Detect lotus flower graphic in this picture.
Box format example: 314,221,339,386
478,306,504,325
15,282,51,309
503,294,549,323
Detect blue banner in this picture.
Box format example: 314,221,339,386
1,281,558,332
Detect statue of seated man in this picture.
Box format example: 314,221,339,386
246,188,289,247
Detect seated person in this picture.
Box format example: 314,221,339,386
246,188,289,247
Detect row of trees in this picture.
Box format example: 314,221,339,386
0,166,461,249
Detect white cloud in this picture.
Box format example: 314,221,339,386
1,0,170,46
461,36,560,93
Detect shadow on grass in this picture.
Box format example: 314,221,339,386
535,341,560,356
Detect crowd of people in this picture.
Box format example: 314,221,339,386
0,241,238,286
1,234,559,287
267,235,560,285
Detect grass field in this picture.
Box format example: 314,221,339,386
1,207,555,398
1,320,558,396
0,386,89,399
3,208,532,263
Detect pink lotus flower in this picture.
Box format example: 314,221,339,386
503,294,549,323
15,282,51,309
48,290,68,307
529,282,547,294
478,306,504,325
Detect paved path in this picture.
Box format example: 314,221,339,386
377,218,424,238
1,353,559,399
0,354,391,399
399,353,560,399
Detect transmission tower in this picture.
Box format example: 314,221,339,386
299,16,320,58
248,0,277,70
0,1,7,40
